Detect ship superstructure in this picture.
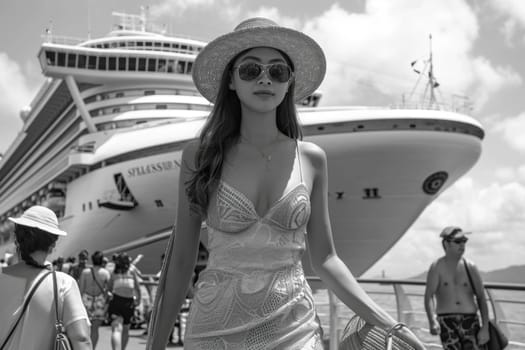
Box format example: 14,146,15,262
0,14,483,275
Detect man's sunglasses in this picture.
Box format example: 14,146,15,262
448,238,468,244
233,62,293,83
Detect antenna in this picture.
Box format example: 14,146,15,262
428,33,437,107
87,0,91,39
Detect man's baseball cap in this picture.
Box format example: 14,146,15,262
439,226,471,240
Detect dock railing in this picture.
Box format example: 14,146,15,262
138,276,525,349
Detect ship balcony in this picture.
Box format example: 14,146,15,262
38,43,196,86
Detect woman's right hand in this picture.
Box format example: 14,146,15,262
395,326,427,350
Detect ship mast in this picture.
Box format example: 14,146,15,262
407,34,440,109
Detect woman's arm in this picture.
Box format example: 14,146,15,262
148,142,203,349
304,143,425,348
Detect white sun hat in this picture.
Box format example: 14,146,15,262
192,17,326,103
8,205,67,236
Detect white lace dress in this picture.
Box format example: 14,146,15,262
183,179,323,350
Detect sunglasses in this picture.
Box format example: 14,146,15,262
233,62,293,83
448,238,468,244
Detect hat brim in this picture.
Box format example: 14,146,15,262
192,26,326,103
8,217,67,236
441,231,471,239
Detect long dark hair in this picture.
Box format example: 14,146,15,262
14,224,58,268
186,49,303,216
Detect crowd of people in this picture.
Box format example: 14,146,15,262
0,16,497,350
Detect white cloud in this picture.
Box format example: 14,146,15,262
149,0,241,21
365,177,525,278
496,112,525,153
489,0,525,45
245,7,301,30
289,0,521,111
0,53,36,153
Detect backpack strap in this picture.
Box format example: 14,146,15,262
0,270,53,349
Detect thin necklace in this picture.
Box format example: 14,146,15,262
240,133,280,162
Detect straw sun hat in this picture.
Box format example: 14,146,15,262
8,205,67,236
192,17,326,103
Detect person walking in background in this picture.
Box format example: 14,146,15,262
147,17,425,350
425,226,489,349
70,249,89,281
0,206,92,349
107,252,141,350
79,250,111,349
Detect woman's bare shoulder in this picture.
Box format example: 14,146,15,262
297,140,326,167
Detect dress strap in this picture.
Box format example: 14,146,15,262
296,140,304,183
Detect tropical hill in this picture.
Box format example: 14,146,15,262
407,264,525,284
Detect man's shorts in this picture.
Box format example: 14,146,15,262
437,313,485,350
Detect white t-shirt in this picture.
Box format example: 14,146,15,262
0,267,89,350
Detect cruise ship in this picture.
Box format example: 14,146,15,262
0,12,484,275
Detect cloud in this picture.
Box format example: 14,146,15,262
365,177,525,278
289,0,521,111
0,53,37,153
496,111,525,153
149,0,241,21
489,0,525,45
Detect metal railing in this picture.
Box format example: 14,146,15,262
138,276,525,349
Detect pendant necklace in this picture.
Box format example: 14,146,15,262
240,133,280,163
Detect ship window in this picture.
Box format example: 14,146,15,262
82,203,85,212
118,57,126,71
167,60,175,73
155,200,164,207
158,59,167,72
104,43,109,48
112,107,121,113
67,54,76,68
108,57,117,70
99,56,107,70
78,54,87,68
115,92,124,98
163,43,170,49
89,202,92,210
144,90,155,96
137,41,144,47
138,58,146,71
119,41,126,47
128,57,137,71
177,61,185,73
156,104,167,109
88,56,97,69
181,44,188,51
45,51,56,66
111,42,118,48
145,42,152,49
147,58,156,72
186,61,193,74
154,42,161,47
57,52,66,66
172,43,179,49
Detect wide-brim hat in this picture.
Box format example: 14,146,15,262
8,205,67,236
192,17,326,103
439,226,470,240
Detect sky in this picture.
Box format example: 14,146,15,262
0,0,524,278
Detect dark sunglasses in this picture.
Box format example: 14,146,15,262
448,238,468,244
233,62,293,83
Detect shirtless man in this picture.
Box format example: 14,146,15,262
424,226,489,349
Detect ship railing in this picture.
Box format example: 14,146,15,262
391,92,474,115
42,34,86,46
137,276,525,349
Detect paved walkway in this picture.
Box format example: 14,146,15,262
95,325,183,350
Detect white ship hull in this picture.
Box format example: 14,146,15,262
45,108,482,276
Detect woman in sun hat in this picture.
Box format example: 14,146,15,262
0,206,92,350
148,18,426,349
